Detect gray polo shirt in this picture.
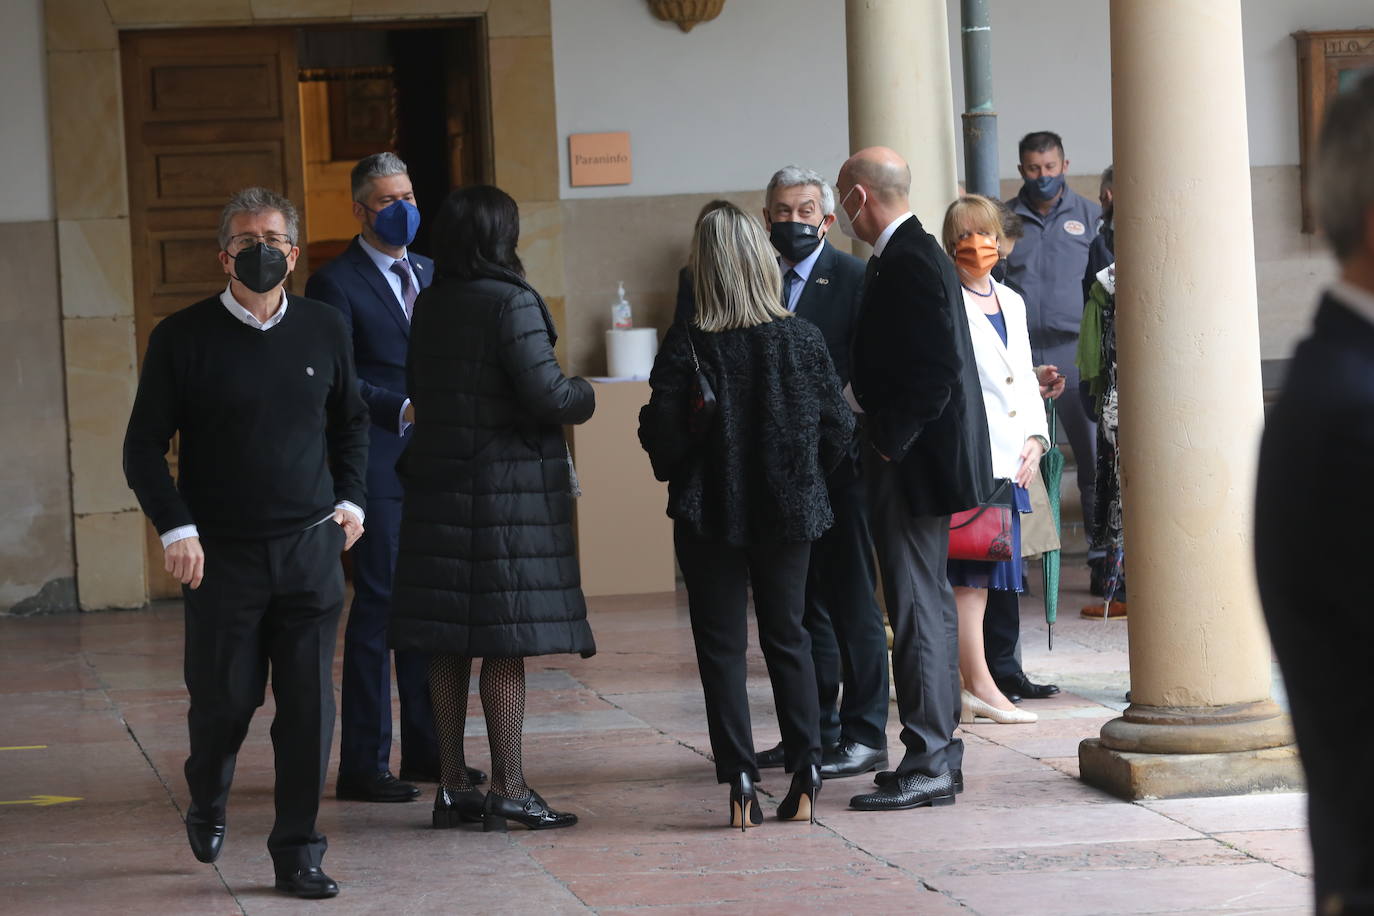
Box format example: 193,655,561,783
1004,187,1101,359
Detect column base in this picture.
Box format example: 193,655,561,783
1079,738,1304,800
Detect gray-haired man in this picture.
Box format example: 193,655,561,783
752,166,888,778
124,187,369,899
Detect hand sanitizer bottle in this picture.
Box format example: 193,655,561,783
611,281,633,329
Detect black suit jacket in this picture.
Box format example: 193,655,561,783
1257,293,1374,627
850,216,995,517
305,236,434,500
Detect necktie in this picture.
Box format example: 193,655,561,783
862,256,878,296
390,260,416,320
781,268,800,311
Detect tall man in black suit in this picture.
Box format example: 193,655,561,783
838,148,994,811
741,166,888,779
124,187,368,898
306,153,482,802
1256,74,1374,915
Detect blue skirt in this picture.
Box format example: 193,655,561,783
947,483,1033,592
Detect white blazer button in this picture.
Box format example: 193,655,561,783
1009,409,1017,417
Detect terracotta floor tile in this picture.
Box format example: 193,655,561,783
936,861,1311,915
1141,793,1308,834
1214,828,1313,876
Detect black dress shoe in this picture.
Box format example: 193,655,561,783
432,786,486,829
399,765,488,787
482,789,578,831
874,768,962,794
819,740,888,778
995,673,1060,701
850,771,956,811
754,742,787,769
335,770,421,803
275,866,339,899
185,809,225,863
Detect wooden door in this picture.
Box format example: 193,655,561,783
121,27,306,598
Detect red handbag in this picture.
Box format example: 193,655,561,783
949,480,1014,562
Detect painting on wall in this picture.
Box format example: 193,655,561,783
1294,29,1374,233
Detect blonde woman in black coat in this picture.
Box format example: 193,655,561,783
390,186,595,832
639,204,854,830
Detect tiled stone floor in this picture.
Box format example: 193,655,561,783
0,565,1312,914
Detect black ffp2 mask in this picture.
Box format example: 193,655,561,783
769,219,823,264
231,243,289,294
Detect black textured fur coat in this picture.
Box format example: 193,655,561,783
638,316,854,546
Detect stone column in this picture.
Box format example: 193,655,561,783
1077,0,1301,799
845,0,959,231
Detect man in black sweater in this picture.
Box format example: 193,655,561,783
124,187,368,900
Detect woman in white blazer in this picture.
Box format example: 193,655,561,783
941,195,1060,725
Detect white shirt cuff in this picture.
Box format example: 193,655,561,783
160,525,199,548
335,501,365,525
398,398,412,435
843,382,865,415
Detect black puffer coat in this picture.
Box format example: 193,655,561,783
638,316,853,546
390,271,596,658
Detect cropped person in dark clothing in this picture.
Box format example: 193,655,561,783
640,203,853,831
389,185,596,833
123,187,369,900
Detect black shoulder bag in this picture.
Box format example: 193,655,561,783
684,326,717,439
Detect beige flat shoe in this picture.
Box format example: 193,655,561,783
960,689,1038,725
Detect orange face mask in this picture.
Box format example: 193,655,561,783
954,234,1000,278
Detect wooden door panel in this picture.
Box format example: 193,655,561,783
122,26,304,599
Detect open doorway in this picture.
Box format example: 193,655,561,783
120,20,491,598
297,22,490,272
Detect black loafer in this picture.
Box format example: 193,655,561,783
185,809,225,863
275,866,339,899
482,789,578,831
850,771,956,811
819,740,889,778
754,742,787,769
432,786,486,829
995,673,1060,701
875,768,962,794
400,764,487,787
335,770,421,803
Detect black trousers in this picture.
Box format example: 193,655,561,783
675,523,821,783
339,496,437,777
983,587,1023,682
183,521,345,875
805,461,888,749
865,448,962,777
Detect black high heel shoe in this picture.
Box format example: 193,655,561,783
481,788,578,832
728,771,762,832
777,763,822,823
432,786,485,829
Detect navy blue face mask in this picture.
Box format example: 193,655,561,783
1024,173,1065,202
369,199,421,247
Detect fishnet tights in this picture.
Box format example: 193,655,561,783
428,655,530,800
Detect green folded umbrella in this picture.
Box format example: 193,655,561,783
1040,398,1065,650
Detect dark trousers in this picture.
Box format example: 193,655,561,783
182,521,345,875
339,496,437,777
1263,587,1374,912
675,523,822,783
865,450,962,777
983,587,1023,681
805,461,888,749
1036,340,1098,542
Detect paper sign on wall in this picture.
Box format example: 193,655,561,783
569,132,632,187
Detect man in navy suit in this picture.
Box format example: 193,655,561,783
306,153,482,802
1256,74,1374,915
